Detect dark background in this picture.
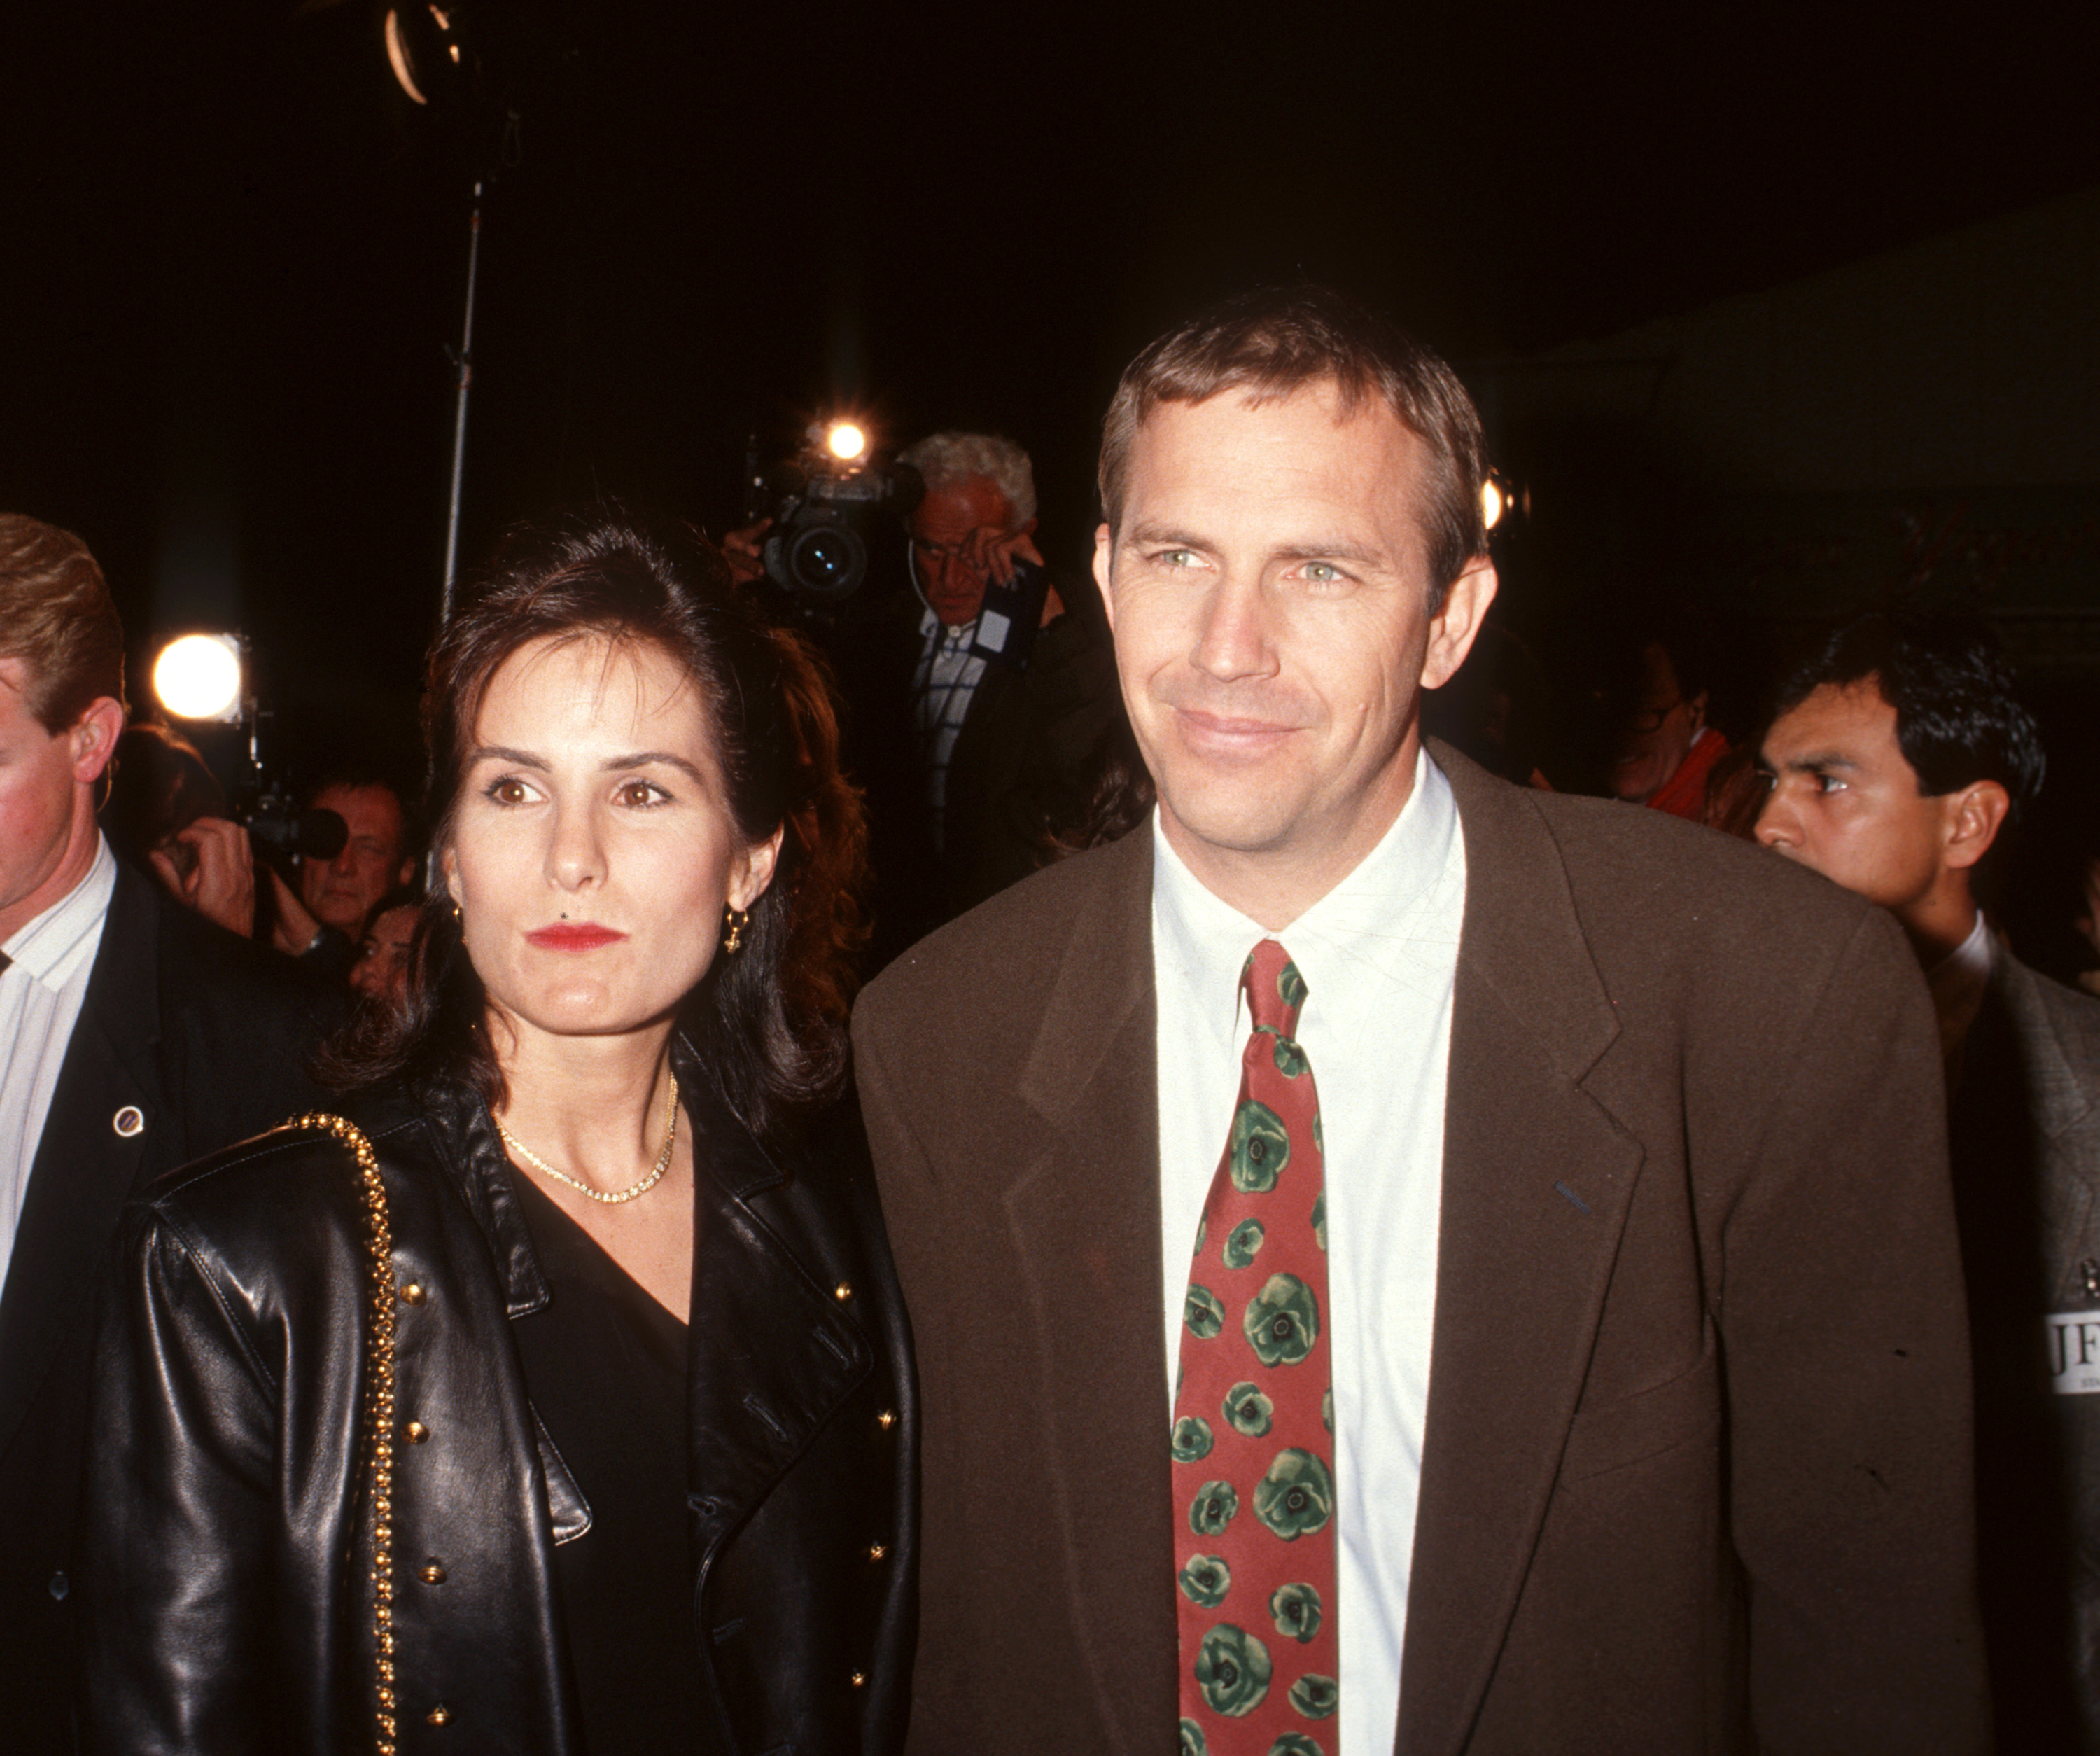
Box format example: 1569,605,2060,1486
5,0,2098,785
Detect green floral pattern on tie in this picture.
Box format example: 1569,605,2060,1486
1268,1582,1322,1643
1180,1554,1232,1608
1288,1675,1337,1721
1194,1624,1273,1717
1254,1449,1334,1540
1225,1381,1274,1437
1173,940,1337,1756
1245,1274,1319,1367
1229,1101,1290,1193
1172,1416,1216,1463
1189,1479,1240,1537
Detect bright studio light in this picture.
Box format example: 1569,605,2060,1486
1481,478,1506,531
153,634,245,723
825,421,868,463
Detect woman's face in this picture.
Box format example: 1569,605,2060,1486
443,634,780,1048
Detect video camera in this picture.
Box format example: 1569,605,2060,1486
237,779,348,867
149,634,349,870
744,420,921,607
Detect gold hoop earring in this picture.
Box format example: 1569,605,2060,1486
450,898,463,923
722,905,750,956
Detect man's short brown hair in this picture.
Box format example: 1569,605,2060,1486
0,515,126,730
1098,285,1489,604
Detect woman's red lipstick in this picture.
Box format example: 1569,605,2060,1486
524,923,627,951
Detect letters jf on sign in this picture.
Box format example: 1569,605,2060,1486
2050,1313,2100,1395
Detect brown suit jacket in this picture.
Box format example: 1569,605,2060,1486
854,744,1989,1756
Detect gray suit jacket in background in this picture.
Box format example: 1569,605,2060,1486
855,742,1991,1756
1953,947,2100,1752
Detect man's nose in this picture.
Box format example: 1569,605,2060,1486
1191,572,1274,682
1753,788,1794,849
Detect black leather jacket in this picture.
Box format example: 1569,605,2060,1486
77,1045,916,1755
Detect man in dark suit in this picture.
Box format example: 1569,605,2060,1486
855,289,1989,1754
1758,610,2100,1751
0,514,338,1752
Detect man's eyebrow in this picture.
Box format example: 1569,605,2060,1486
1119,524,1385,569
1270,538,1385,569
1121,521,1210,551
603,751,707,784
1774,748,1861,772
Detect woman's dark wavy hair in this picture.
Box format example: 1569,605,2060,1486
318,510,868,1144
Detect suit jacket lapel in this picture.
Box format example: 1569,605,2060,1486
0,867,165,1460
1398,748,1645,1756
1003,829,1182,1752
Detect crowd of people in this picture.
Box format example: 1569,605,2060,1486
1,284,2095,1754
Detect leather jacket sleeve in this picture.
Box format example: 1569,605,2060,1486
79,1143,376,1752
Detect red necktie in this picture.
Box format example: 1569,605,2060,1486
1173,939,1338,1756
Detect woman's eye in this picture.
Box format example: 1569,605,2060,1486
618,779,667,808
486,776,530,805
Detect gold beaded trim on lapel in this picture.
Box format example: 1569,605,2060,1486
293,1113,400,1755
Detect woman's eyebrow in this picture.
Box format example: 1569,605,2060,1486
603,751,707,784
465,744,546,769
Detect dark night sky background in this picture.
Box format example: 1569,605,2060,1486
5,0,2098,781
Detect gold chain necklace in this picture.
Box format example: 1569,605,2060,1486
494,1071,680,1205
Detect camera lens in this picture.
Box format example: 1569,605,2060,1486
787,522,867,604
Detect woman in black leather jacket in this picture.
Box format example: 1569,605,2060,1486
78,515,916,1755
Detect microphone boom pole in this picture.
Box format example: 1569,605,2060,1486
441,179,484,621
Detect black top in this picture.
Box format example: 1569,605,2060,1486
507,1169,710,1753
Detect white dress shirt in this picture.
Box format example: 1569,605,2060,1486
1153,749,1465,1756
1927,909,1994,1064
0,836,117,1295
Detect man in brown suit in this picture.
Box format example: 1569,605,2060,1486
854,288,1989,1754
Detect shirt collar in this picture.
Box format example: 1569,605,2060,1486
2,834,117,989
1151,747,1460,1027
1926,908,1994,1059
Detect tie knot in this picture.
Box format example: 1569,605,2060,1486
1241,938,1306,1038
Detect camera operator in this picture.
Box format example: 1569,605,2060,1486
733,431,1124,962
147,768,416,979
0,513,339,1754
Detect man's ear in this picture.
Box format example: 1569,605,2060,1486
1942,779,2012,872
1420,557,1498,691
1091,523,1116,635
71,697,125,786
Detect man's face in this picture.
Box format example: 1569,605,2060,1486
0,658,117,942
301,782,412,938
1610,641,1704,804
910,476,1015,628
1093,383,1493,911
1755,681,1958,913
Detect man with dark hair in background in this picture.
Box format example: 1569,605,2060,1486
858,288,1988,1755
147,764,417,978
1758,609,2100,1752
0,513,338,1752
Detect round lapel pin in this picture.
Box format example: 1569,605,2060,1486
113,1106,144,1138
